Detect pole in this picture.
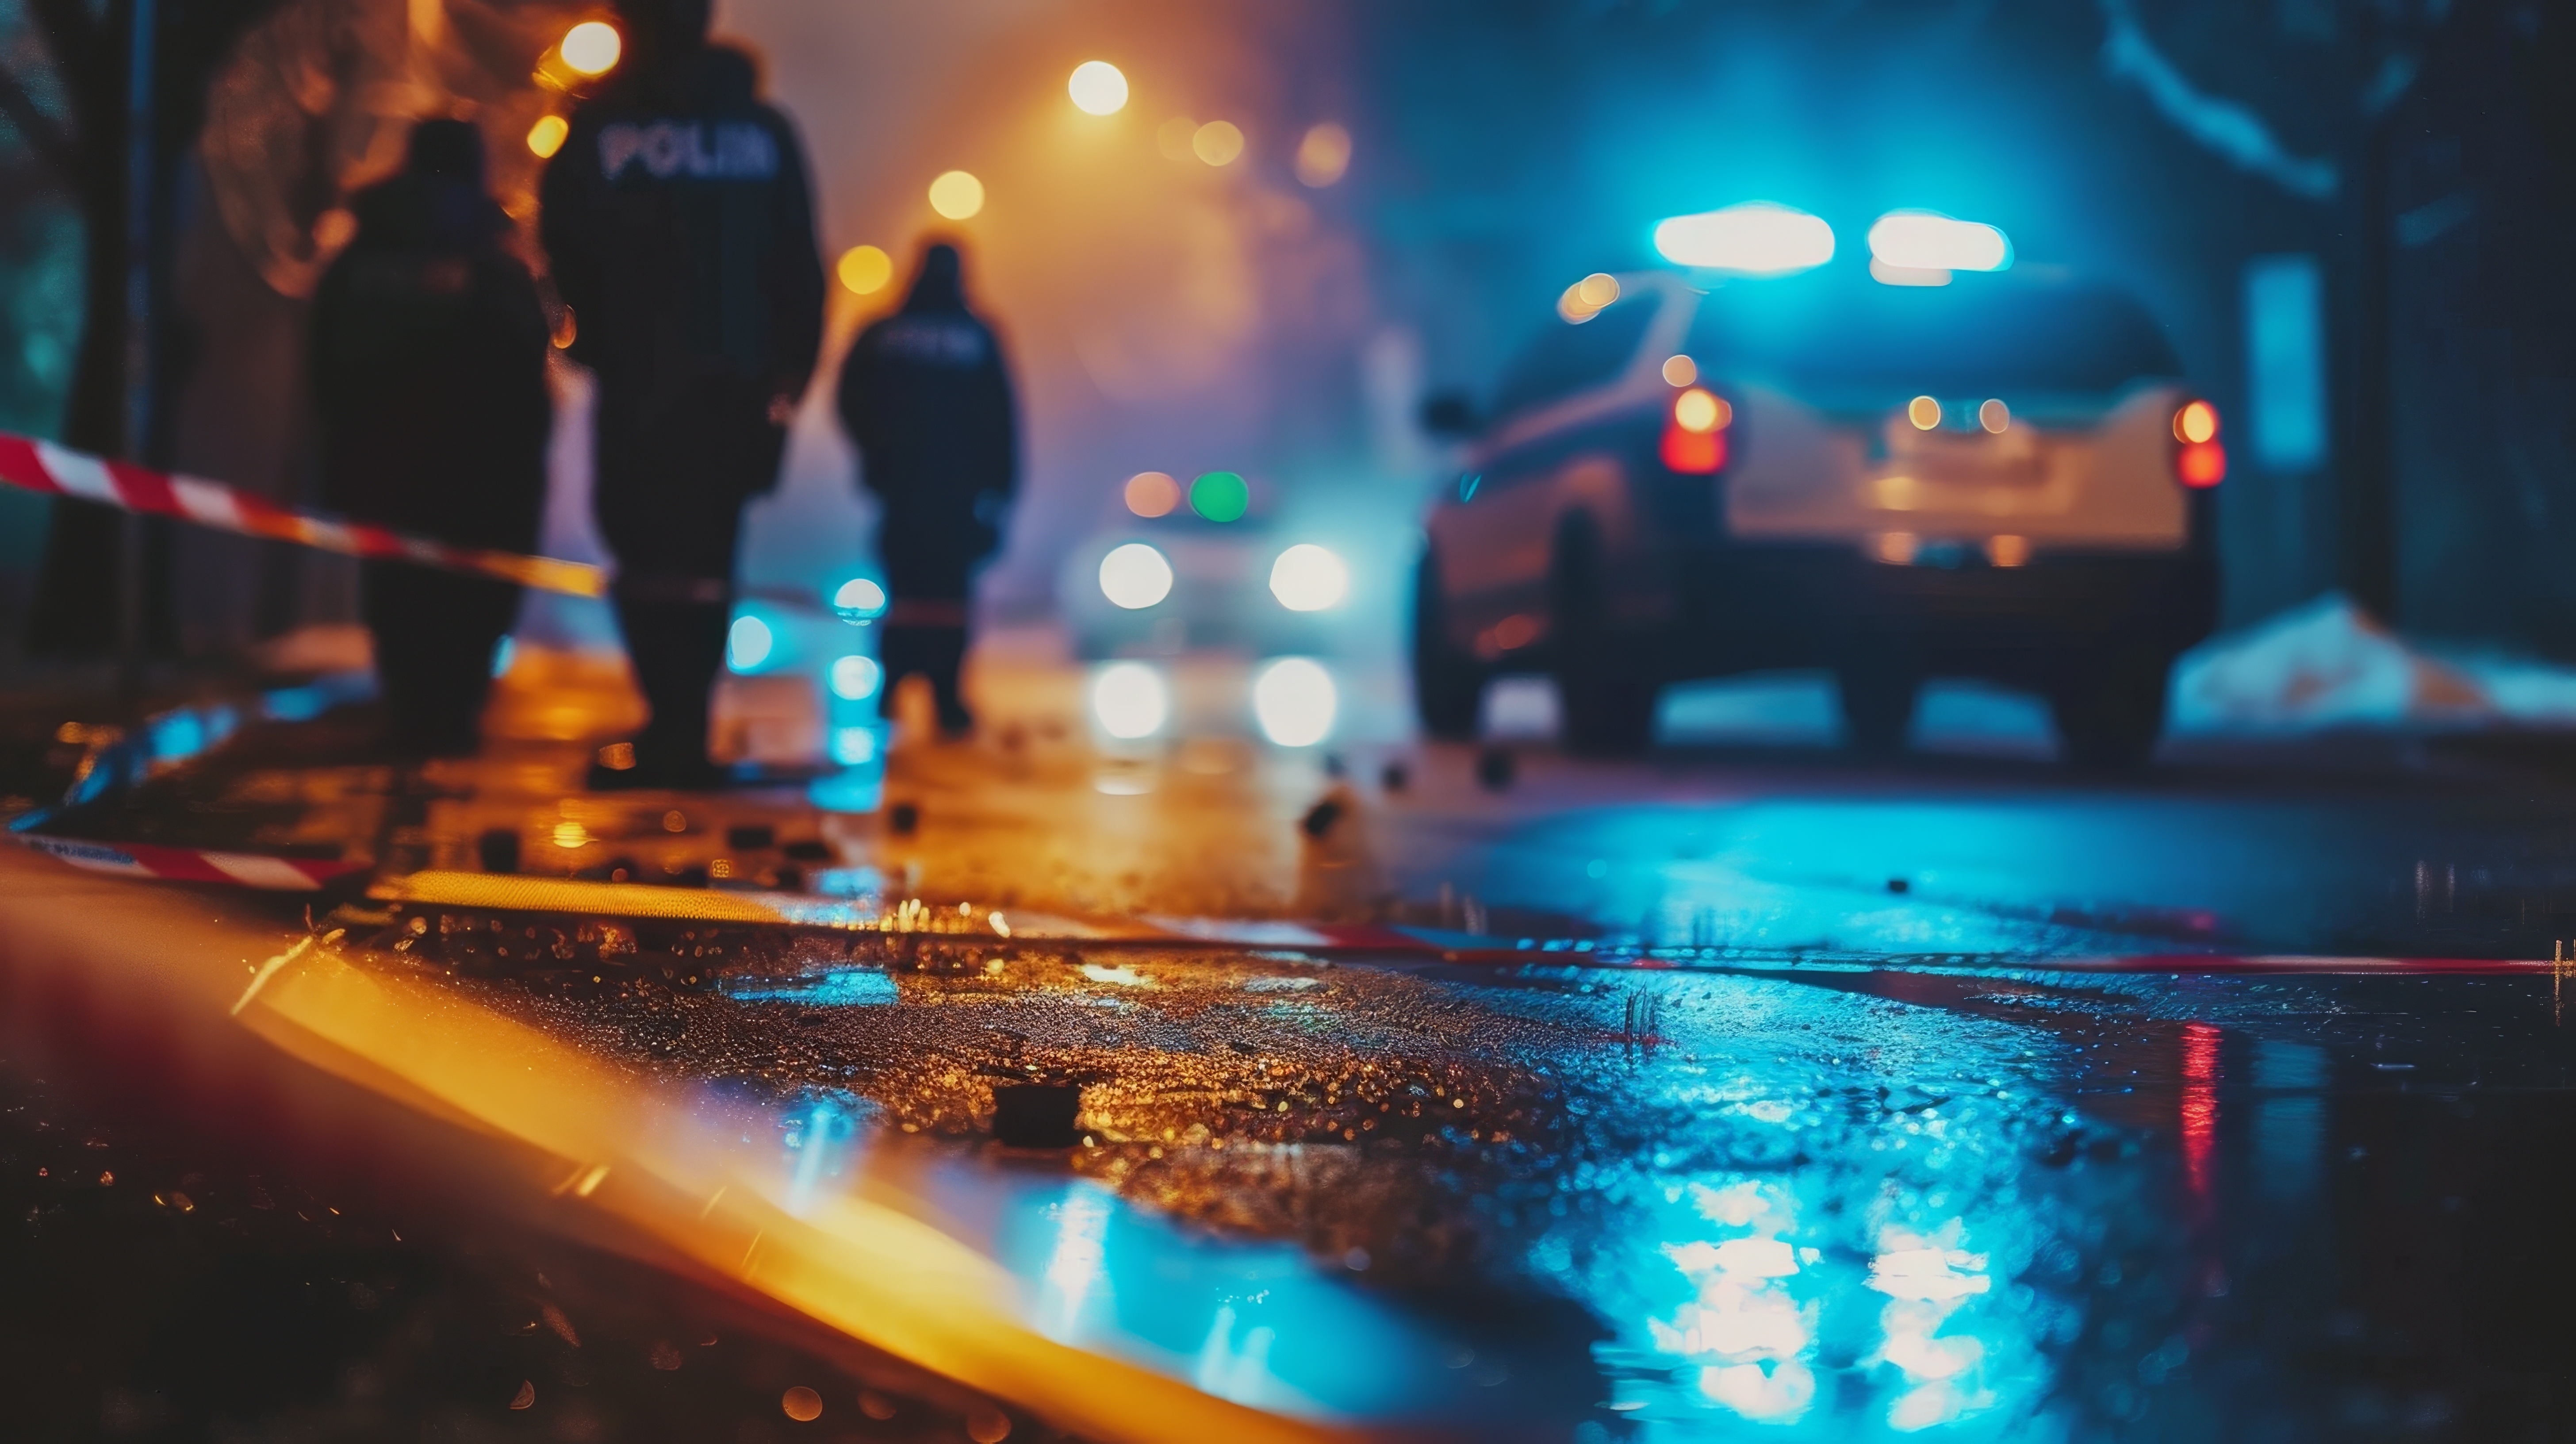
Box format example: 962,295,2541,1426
119,0,155,682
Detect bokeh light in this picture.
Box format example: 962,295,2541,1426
1558,273,1621,324
1867,211,2012,273
1098,542,1174,609
830,726,879,765
829,655,883,700
928,170,985,220
1192,120,1245,166
1123,471,1180,518
1653,202,1836,274
836,244,892,295
1675,388,1729,433
2176,400,2220,444
1979,398,2011,433
1294,123,1351,187
1871,258,1952,288
1268,544,1349,612
1253,657,1336,746
726,614,774,672
832,577,887,621
1189,471,1250,522
1091,661,1170,739
1067,60,1128,115
525,115,569,159
1908,396,1942,430
1662,354,1698,387
559,21,621,76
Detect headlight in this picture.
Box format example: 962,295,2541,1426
1253,657,1336,746
1267,544,1349,612
1098,543,1174,610
1091,661,1170,738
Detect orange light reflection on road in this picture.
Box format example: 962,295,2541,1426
231,942,1335,1444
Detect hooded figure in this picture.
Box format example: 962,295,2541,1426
837,242,1019,737
541,0,824,788
310,118,551,758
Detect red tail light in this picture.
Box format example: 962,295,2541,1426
1661,387,1731,474
2172,400,2223,488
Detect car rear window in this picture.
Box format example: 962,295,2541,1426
1490,298,1656,419
1682,273,2181,403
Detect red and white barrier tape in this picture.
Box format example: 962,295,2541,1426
0,432,606,599
16,832,367,891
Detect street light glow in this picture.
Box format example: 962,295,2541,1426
1295,123,1351,186
928,170,985,220
559,21,621,76
1652,202,1836,275
837,244,892,295
1192,120,1244,166
1068,61,1128,115
526,115,569,159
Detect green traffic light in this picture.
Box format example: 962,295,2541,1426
1190,470,1249,522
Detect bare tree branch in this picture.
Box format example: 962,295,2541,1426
2097,0,2340,200
0,65,77,179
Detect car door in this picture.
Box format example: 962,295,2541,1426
1429,296,1661,655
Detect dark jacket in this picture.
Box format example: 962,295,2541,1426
310,133,551,551
539,44,824,397
837,252,1019,586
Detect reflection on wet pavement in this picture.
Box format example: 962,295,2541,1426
15,663,2576,1437
305,888,2576,1438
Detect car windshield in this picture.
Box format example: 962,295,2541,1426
1489,298,1656,419
1682,271,2181,407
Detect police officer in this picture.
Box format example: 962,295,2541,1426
310,119,551,759
837,242,1018,738
540,0,824,788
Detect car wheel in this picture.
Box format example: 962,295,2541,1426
1835,664,1919,757
1411,547,1484,741
1550,515,1658,757
2052,652,2171,771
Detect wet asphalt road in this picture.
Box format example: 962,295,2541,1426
10,671,2576,1441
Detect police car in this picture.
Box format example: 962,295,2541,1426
1414,266,2221,765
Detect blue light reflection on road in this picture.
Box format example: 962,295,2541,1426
974,1173,1460,1420
1441,796,2423,955
718,968,900,1006
1481,968,2112,1439
704,1090,1503,1425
